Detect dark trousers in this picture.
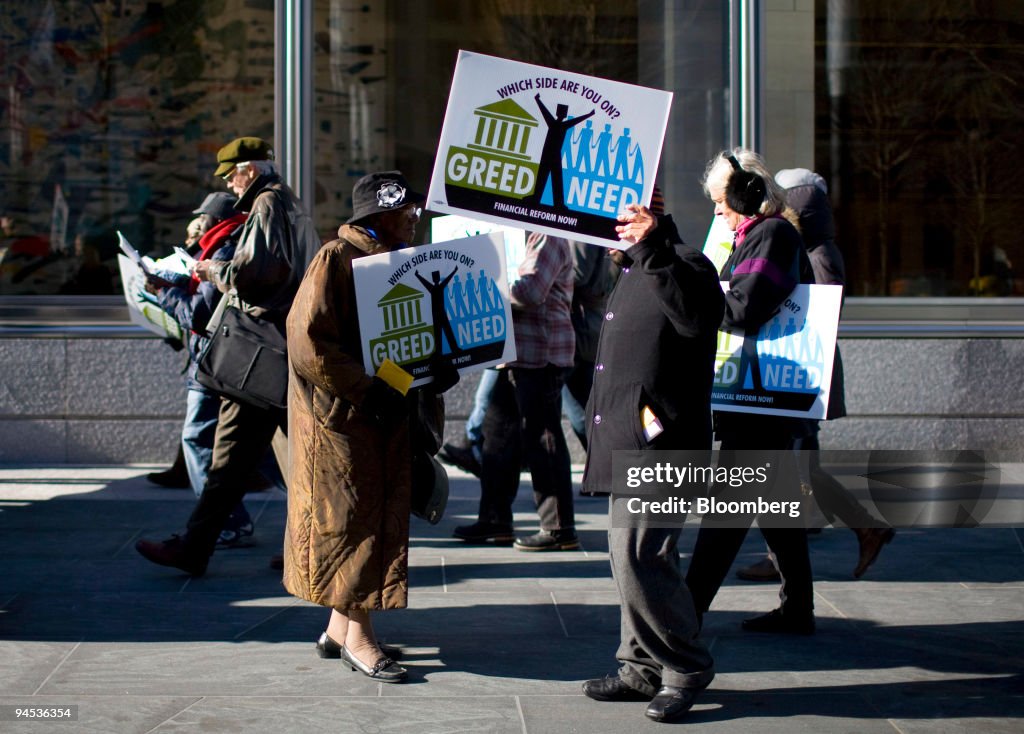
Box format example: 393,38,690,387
796,432,878,528
477,366,575,531
611,522,714,695
685,421,814,617
184,397,287,558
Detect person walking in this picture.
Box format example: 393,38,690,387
581,200,724,722
135,136,321,576
285,171,456,683
684,148,818,635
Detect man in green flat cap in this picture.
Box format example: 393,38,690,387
136,135,322,576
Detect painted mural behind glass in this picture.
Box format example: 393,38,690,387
0,0,274,295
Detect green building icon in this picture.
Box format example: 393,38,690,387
468,99,539,162
445,99,540,198
368,283,436,369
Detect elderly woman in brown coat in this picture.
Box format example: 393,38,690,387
284,171,448,683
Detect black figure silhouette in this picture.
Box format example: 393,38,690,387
416,267,463,356
740,328,764,393
530,94,595,209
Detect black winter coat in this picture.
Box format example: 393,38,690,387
582,216,725,495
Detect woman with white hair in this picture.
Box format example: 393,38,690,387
684,148,819,635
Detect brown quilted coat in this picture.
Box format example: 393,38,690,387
283,225,441,610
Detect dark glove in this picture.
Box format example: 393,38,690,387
360,377,408,427
430,355,460,394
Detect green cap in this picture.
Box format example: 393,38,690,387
214,137,274,178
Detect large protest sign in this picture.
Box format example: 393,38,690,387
712,284,843,420
352,233,515,387
427,51,672,249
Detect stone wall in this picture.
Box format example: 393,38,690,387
2,336,1022,464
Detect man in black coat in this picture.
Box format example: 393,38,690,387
581,201,724,723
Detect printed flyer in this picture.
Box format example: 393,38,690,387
427,50,673,248
351,233,516,387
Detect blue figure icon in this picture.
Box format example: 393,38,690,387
464,271,482,316
572,119,595,173
449,274,469,318
593,123,613,177
476,270,495,312
611,128,635,180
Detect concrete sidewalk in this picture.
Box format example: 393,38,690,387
0,464,1022,733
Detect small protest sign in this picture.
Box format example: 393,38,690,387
711,283,843,420
351,233,516,387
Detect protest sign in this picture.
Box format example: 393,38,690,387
352,233,515,387
701,215,734,275
116,254,184,340
116,231,190,340
712,283,843,420
427,51,672,249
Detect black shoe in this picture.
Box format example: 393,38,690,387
513,529,580,552
438,441,482,477
645,686,702,722
316,632,403,661
582,675,650,702
135,535,208,577
579,489,610,497
146,468,190,489
453,522,515,544
741,607,815,635
339,645,407,683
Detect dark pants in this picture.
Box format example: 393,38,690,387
611,521,714,695
477,366,575,531
184,397,287,558
685,419,814,617
795,432,878,528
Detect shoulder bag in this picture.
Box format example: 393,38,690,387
196,294,289,411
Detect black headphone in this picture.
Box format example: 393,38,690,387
724,154,766,216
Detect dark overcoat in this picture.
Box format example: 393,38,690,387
582,217,725,494
284,224,443,610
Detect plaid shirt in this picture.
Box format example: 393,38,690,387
508,233,575,369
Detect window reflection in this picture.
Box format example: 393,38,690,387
0,0,274,295
815,1,1024,296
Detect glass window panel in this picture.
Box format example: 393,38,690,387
1,0,275,295
808,0,1024,297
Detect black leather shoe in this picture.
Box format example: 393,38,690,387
339,646,407,683
438,442,482,477
146,468,190,489
135,535,208,577
514,529,580,551
582,675,650,702
453,522,515,544
741,607,815,635
645,686,701,722
315,632,403,661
